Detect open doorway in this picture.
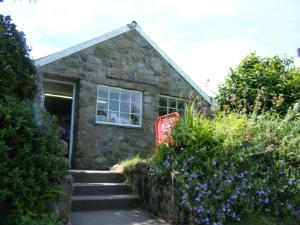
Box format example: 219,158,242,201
43,80,75,168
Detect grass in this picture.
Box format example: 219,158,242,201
110,155,143,172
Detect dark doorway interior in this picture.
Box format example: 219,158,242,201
44,96,72,141
43,81,74,163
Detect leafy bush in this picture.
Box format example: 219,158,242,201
0,96,67,224
216,52,300,115
0,15,36,101
150,105,300,225
0,14,70,225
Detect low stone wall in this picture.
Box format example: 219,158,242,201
45,173,73,223
46,140,73,222
123,162,189,225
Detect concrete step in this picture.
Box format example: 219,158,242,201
73,183,131,196
69,170,124,183
71,194,140,211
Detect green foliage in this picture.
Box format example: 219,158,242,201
171,102,216,150
149,103,300,225
120,155,143,171
216,52,300,115
0,96,67,224
0,15,68,225
18,211,60,225
0,14,36,101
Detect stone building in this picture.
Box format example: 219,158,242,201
35,21,211,170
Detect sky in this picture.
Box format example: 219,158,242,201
1,0,299,96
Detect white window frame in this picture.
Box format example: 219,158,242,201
159,95,188,117
96,85,142,127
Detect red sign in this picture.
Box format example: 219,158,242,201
155,112,180,149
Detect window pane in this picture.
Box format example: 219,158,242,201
159,107,167,116
109,100,119,111
110,89,120,100
108,112,119,123
169,98,177,108
178,99,185,110
120,101,130,113
169,108,177,113
159,96,167,106
98,86,109,99
120,113,130,125
97,101,107,110
130,102,138,113
121,90,130,101
179,109,185,117
131,92,141,103
97,109,107,116
130,114,140,125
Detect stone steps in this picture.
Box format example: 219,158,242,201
72,194,140,211
73,183,131,195
70,170,140,211
70,170,124,183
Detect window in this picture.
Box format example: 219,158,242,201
96,85,142,127
159,95,187,117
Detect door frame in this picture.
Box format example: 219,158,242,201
43,79,76,169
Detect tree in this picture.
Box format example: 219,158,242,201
0,15,66,224
0,15,36,100
216,52,300,115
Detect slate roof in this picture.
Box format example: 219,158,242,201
35,21,211,103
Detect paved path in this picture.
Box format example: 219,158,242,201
71,209,170,225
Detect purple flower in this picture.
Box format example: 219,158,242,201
231,195,237,199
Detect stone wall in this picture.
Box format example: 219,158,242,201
46,174,73,221
123,162,190,225
36,29,209,169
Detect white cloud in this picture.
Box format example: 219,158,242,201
1,0,298,96
166,37,259,95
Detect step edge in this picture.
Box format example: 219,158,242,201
69,170,122,174
72,194,139,201
73,183,130,186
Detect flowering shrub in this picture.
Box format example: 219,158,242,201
150,107,300,225
0,96,67,224
0,15,69,225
